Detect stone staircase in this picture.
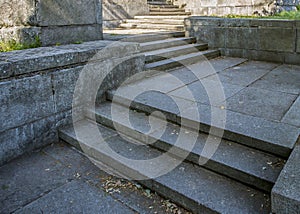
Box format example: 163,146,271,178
120,0,190,30
121,31,220,70
57,32,296,213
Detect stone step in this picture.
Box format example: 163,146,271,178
86,102,285,192
125,18,184,25
147,1,172,5
144,43,208,63
145,49,220,70
105,82,298,159
140,37,196,52
149,8,186,12
149,11,191,15
120,23,184,31
149,4,180,8
59,119,271,213
121,31,184,43
134,15,189,20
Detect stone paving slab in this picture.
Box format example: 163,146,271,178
225,87,298,121
250,64,300,95
203,60,279,87
169,79,244,106
14,180,135,214
282,96,300,128
0,142,190,214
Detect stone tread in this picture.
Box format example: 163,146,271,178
120,23,184,31
134,15,189,19
106,88,299,158
121,31,184,43
144,43,208,63
145,49,220,70
125,19,184,25
149,12,191,15
140,37,196,52
59,120,271,214
86,102,284,192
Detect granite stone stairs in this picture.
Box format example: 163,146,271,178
120,0,190,30
57,32,294,213
121,31,220,71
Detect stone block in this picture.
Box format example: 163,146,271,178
272,141,300,214
225,27,258,49
40,24,102,46
0,61,12,79
0,74,55,132
297,29,300,53
0,26,41,44
52,67,82,113
0,0,37,27
37,0,97,26
285,53,300,65
258,27,295,52
245,50,285,63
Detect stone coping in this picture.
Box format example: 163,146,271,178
0,40,140,79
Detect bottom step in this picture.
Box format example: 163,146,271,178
59,120,271,214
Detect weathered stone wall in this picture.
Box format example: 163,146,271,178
0,41,145,165
276,0,300,11
0,0,103,46
186,17,300,64
172,0,275,16
103,0,149,28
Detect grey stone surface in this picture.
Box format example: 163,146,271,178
282,96,300,127
15,180,135,214
204,61,278,86
1,142,185,214
209,57,248,72
0,0,37,27
250,64,300,95
0,150,74,213
186,17,300,65
0,74,54,132
153,161,271,214
37,0,97,26
272,141,300,214
225,87,297,121
61,120,271,213
40,24,103,46
0,0,103,45
0,40,144,165
169,79,244,106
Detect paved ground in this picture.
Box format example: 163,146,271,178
115,57,300,128
0,142,191,214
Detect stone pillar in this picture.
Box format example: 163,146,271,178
0,0,103,46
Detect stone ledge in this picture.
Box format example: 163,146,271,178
0,40,140,79
272,139,300,214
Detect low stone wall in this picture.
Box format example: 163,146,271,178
0,0,103,46
172,0,275,16
185,17,300,64
103,0,149,28
0,41,145,165
272,139,300,213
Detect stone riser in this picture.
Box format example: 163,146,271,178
119,23,184,31
86,102,284,192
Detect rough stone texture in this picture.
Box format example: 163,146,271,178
186,17,300,65
0,40,145,165
173,0,276,16
1,142,187,213
225,87,297,121
282,96,300,127
103,0,149,28
0,0,103,45
272,140,300,214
